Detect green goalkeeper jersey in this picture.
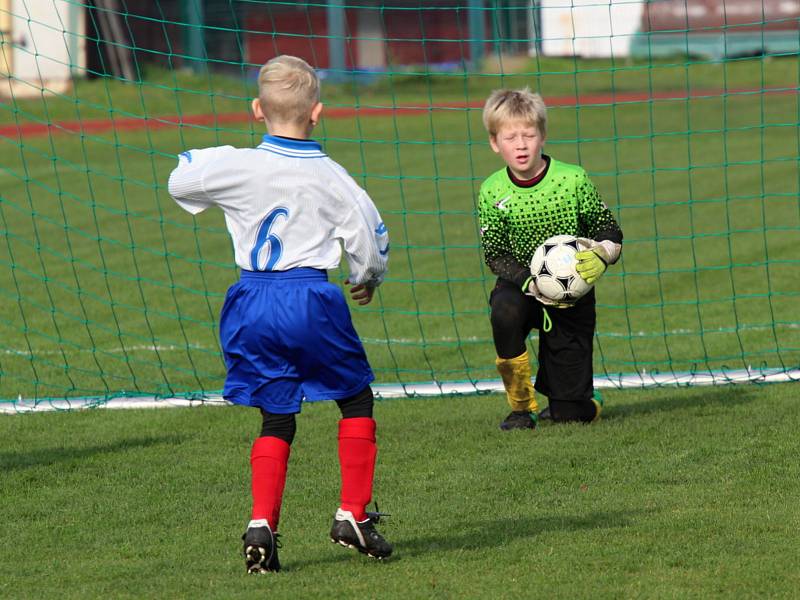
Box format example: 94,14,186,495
478,156,623,288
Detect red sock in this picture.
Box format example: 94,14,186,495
250,436,290,531
338,417,377,522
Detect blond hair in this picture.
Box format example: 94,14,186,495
256,55,320,126
482,88,547,137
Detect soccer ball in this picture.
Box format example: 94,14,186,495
529,235,593,304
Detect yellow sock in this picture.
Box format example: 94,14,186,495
495,351,538,413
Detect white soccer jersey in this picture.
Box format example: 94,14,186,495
168,135,389,286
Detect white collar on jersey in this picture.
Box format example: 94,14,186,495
258,134,326,158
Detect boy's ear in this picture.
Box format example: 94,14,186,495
251,98,265,122
310,102,323,126
488,135,500,154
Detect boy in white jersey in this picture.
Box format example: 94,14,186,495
478,88,623,430
168,55,392,573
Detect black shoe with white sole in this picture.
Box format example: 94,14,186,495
330,508,393,559
242,523,280,573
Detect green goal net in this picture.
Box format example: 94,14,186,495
0,0,798,411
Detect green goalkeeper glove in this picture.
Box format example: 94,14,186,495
575,246,609,284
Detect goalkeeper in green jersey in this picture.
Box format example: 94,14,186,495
477,88,623,430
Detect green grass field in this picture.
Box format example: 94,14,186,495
2,383,799,599
1,55,799,598
0,56,798,401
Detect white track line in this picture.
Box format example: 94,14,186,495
2,368,798,414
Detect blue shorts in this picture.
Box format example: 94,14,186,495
219,268,374,413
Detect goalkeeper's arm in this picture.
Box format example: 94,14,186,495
575,168,623,274
486,253,533,291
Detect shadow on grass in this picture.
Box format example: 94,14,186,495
396,510,638,558
286,510,639,570
598,386,757,421
0,434,186,471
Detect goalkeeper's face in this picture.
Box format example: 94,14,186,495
490,120,546,180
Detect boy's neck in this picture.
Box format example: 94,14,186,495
508,154,549,185
266,123,313,140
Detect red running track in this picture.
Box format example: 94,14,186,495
0,87,792,139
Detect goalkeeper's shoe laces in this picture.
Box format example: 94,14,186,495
243,522,281,574
330,508,393,559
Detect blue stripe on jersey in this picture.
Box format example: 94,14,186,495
261,135,322,151
257,146,326,159
258,135,325,158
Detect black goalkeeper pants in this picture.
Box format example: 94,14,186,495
489,278,596,414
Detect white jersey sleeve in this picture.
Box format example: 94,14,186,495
167,146,234,214
336,188,389,287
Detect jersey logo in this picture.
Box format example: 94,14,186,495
495,195,512,210
250,207,289,271
179,151,192,163
375,222,389,256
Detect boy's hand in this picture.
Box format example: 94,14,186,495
346,280,375,305
524,277,571,308
575,239,610,284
